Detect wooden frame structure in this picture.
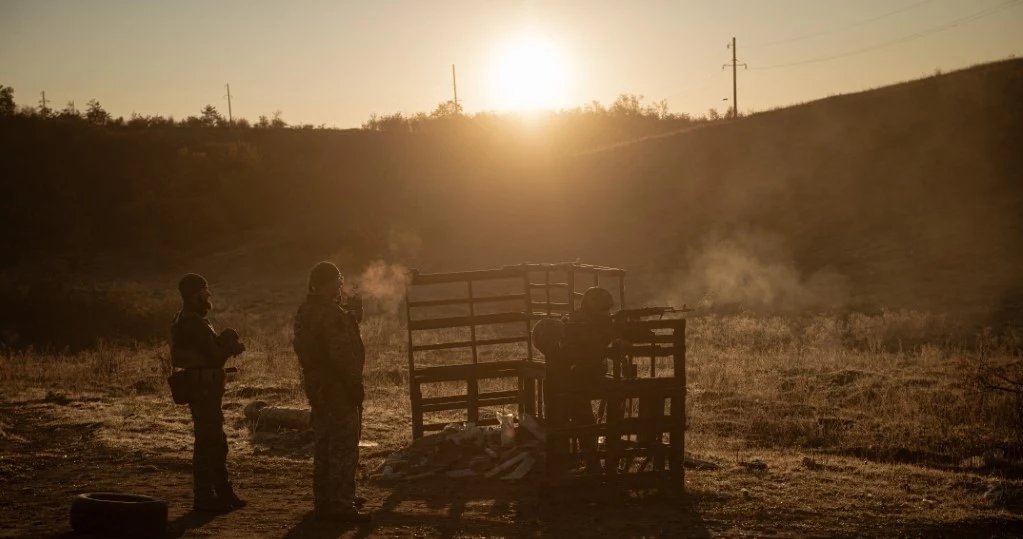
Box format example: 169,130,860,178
404,263,626,438
544,316,686,492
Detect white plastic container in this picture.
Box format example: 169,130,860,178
500,413,516,447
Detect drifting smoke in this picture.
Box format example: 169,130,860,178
388,227,423,261
669,232,849,314
350,260,412,314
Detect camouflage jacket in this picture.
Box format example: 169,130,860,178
170,310,232,369
293,294,366,399
560,310,613,381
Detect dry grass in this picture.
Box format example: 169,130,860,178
3,307,1023,536
3,308,1019,464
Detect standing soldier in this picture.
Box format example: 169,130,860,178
562,287,615,472
532,287,615,473
293,262,371,523
169,273,247,513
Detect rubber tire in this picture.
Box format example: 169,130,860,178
69,492,168,537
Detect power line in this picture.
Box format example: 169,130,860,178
722,37,747,118
451,64,459,113
751,0,1022,70
224,83,233,124
749,0,938,48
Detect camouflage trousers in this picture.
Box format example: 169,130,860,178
310,401,360,512
187,370,230,493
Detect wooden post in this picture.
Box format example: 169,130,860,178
522,271,536,415
669,320,686,488
406,283,424,438
545,270,551,315
467,280,479,425
605,384,624,486
567,270,576,312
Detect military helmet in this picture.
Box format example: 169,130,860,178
178,273,208,299
308,261,342,292
580,286,614,313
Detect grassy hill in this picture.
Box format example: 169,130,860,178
545,59,1023,320
2,59,1022,351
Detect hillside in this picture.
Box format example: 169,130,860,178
2,59,1022,350
545,59,1023,320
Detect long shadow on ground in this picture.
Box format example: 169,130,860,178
290,478,714,539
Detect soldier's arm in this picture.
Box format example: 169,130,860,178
325,306,362,387
178,316,232,368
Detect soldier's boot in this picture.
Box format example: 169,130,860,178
193,488,233,513
214,482,247,509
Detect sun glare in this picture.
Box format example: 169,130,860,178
489,34,570,112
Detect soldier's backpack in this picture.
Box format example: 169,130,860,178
167,370,192,405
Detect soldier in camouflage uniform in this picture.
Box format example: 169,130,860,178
293,262,371,523
562,287,615,472
170,273,247,513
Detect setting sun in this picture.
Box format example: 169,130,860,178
488,34,571,112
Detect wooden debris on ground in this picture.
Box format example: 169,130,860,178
369,412,545,483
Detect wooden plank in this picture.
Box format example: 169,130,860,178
544,270,551,315
619,277,627,310
413,359,538,383
408,311,530,331
522,272,536,416
422,416,501,432
671,319,686,486
420,391,520,412
622,345,676,357
604,370,625,485
567,271,576,312
411,267,525,285
547,416,680,438
531,302,575,312
407,293,526,308
467,281,479,424
411,335,529,352
517,361,545,379
550,377,683,399
406,282,423,439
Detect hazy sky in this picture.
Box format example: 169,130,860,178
2,0,1022,127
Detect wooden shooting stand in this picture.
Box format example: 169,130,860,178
404,262,686,493
404,263,626,438
544,316,687,493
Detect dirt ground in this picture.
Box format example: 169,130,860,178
1,392,1022,539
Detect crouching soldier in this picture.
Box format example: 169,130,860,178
293,262,371,523
169,273,247,513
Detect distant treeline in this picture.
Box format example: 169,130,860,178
3,59,1022,327
0,83,725,272
0,83,725,137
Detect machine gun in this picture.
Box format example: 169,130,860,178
612,305,690,322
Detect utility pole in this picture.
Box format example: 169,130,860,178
224,83,233,124
39,91,49,114
451,64,459,114
723,37,747,119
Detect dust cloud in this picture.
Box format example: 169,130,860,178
668,232,849,314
